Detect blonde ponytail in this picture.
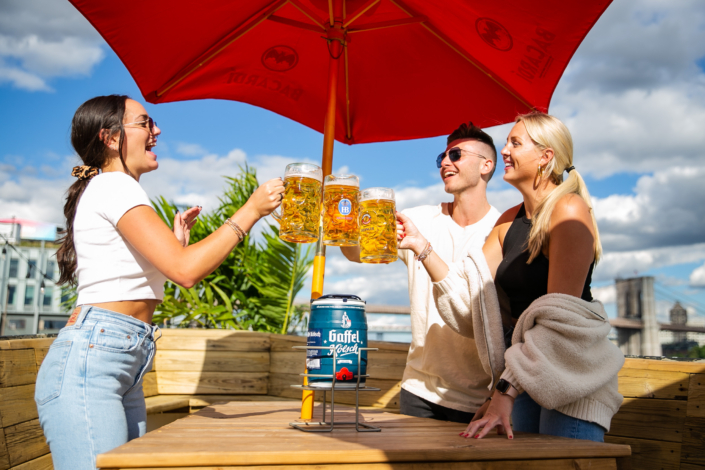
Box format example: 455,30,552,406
516,113,602,264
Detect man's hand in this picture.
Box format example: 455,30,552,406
173,206,201,247
396,212,427,256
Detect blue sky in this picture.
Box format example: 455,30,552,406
2,0,705,322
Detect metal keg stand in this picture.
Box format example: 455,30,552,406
289,345,381,432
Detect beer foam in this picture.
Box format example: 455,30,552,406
360,187,395,202
285,171,322,182
324,174,359,187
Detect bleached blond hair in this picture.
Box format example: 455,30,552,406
516,112,602,264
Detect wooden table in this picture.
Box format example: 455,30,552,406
98,401,631,470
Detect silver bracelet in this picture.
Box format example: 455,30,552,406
415,242,433,262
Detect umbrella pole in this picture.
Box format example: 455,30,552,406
301,0,343,420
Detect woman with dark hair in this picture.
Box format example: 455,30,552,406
35,95,284,470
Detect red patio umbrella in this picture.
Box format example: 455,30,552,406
69,0,611,416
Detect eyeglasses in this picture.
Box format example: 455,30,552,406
125,117,157,133
436,147,486,168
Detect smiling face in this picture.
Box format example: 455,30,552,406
120,99,161,178
501,121,548,187
439,138,493,195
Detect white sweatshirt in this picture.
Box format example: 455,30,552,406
398,204,501,413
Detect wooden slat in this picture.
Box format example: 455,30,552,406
8,453,53,470
622,358,705,374
0,425,10,470
618,368,689,400
608,397,686,443
0,385,37,427
4,419,49,467
605,435,679,470
154,350,269,372
687,373,705,418
0,339,54,351
157,331,270,352
269,335,305,352
33,349,49,369
268,372,401,408
156,372,268,395
143,372,158,398
681,416,705,467
0,350,38,388
145,396,191,414
96,459,620,470
681,463,705,470
188,395,296,408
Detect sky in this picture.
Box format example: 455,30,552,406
1,0,705,322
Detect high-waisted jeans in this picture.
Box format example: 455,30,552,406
512,392,606,442
35,305,160,470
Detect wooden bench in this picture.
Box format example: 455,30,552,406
3,330,705,470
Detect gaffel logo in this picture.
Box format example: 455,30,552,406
361,213,371,225
262,45,298,72
476,18,513,52
341,312,351,329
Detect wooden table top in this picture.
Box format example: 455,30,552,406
97,401,631,469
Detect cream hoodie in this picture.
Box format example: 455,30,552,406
432,246,624,431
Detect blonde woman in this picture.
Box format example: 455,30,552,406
397,112,623,442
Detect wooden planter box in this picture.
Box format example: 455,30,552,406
2,330,705,470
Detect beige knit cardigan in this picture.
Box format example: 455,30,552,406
432,246,624,431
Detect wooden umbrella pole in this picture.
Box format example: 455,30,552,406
301,0,343,420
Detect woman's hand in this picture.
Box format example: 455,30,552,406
461,391,515,440
173,206,201,247
245,178,286,218
396,212,427,256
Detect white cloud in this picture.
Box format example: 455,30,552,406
593,166,705,251
592,285,616,305
690,262,705,288
594,243,705,282
0,0,105,91
175,143,208,157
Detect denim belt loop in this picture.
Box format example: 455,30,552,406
73,305,92,328
151,324,162,342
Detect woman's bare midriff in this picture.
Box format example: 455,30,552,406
88,299,160,324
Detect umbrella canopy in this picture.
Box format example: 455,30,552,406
69,0,610,144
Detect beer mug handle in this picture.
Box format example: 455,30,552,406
271,179,287,222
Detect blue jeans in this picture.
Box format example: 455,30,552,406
35,306,160,470
512,392,606,442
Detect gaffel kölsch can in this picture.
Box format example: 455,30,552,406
306,294,368,389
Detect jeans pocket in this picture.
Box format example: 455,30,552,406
91,322,143,352
35,340,72,405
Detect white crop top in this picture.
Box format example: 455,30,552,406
74,172,167,305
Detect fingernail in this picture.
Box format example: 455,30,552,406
176,210,179,214
509,435,513,440
474,434,480,439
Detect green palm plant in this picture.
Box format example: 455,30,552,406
152,165,314,332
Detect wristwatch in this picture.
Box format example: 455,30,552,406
496,378,519,398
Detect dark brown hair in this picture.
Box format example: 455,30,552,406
447,122,497,180
56,95,129,286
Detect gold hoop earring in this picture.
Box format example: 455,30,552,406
537,164,544,178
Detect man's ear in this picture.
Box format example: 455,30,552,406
480,157,494,176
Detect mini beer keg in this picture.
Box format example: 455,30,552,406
306,294,368,389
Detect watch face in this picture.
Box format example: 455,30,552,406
496,379,510,394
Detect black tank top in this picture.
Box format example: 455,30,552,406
495,204,593,319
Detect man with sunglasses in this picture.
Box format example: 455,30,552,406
342,122,500,423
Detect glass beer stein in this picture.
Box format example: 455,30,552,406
322,174,360,246
272,163,322,243
359,187,398,264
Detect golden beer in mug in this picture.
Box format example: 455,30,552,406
272,163,322,243
359,187,398,264
322,174,360,246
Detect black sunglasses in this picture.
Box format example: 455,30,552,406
436,147,486,168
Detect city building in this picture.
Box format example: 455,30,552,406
0,220,71,336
